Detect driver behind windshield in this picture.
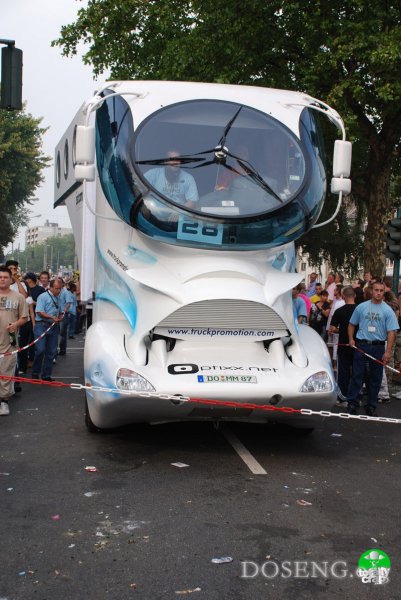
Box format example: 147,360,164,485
215,143,250,191
144,150,199,208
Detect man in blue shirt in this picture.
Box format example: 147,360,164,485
346,280,399,416
306,272,317,297
57,278,72,356
292,286,307,325
59,282,77,355
32,279,64,381
145,150,199,207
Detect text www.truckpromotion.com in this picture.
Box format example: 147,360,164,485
167,328,275,338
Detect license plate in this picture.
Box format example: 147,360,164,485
197,375,257,384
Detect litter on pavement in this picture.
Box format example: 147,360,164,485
211,557,233,564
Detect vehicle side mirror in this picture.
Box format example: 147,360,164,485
331,140,352,195
333,140,352,177
74,125,95,181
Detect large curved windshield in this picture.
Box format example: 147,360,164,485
134,100,306,218
96,93,327,250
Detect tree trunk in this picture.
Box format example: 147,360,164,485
364,162,392,277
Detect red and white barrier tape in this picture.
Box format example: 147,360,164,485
0,314,65,359
338,343,401,375
1,373,400,424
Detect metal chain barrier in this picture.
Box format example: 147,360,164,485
1,370,401,424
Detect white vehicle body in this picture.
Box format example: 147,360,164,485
55,81,351,430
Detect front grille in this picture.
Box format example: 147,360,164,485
157,299,287,330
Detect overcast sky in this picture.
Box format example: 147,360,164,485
2,0,107,251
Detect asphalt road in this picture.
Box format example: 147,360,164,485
1,333,401,600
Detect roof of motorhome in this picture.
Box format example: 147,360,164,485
95,80,319,134
54,80,333,208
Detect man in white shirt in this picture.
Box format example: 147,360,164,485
326,272,336,302
145,150,199,208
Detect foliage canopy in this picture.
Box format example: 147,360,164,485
0,105,49,254
53,0,401,275
5,233,76,274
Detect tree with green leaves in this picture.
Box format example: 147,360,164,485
5,233,76,274
53,0,401,275
0,105,49,257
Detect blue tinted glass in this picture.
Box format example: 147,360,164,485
96,95,327,250
134,100,306,218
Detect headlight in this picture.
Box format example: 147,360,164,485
300,371,333,393
116,368,155,392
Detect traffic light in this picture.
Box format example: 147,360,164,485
384,218,401,260
0,44,23,110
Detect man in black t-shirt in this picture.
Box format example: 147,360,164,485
309,290,331,339
18,273,46,373
330,286,357,407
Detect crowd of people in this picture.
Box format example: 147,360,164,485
0,259,82,416
294,271,401,417
1,258,400,420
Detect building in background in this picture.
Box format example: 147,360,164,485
25,220,72,247
296,249,330,288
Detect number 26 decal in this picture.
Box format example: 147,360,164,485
177,217,223,245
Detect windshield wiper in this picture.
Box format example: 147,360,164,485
136,150,283,203
136,107,244,169
229,152,284,203
135,156,207,166
216,105,243,152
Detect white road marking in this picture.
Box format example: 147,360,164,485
221,426,267,475
64,347,85,350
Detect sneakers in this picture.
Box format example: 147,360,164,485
0,401,10,416
365,405,377,417
335,399,348,408
348,406,358,415
378,397,391,404
42,377,54,382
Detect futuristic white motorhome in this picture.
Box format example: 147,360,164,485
54,81,352,431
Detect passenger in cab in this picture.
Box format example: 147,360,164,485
215,143,250,191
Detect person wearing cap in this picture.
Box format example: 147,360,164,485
24,273,46,304
18,274,46,374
